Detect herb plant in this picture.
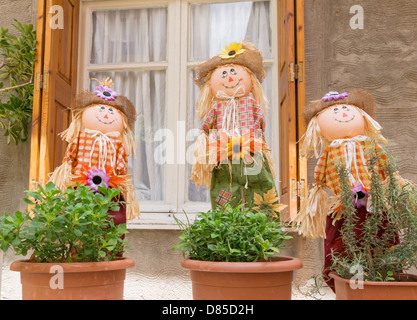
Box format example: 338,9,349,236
0,20,36,144
331,142,417,281
173,203,291,262
0,182,128,262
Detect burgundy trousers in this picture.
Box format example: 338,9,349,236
323,206,399,292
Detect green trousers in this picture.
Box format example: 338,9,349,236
210,158,278,210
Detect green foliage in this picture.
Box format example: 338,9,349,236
0,20,36,144
0,182,128,262
173,203,292,262
331,141,417,282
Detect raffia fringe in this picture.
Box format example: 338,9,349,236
48,162,76,191
190,133,215,188
118,175,140,220
292,183,329,239
263,147,277,179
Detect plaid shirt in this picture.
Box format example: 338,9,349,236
64,130,128,177
314,138,387,195
201,96,265,134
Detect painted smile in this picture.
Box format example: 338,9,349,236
222,79,241,89
334,114,355,123
96,116,115,125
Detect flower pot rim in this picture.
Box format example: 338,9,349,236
329,272,417,287
10,257,135,273
181,255,302,273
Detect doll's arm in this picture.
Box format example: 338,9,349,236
49,137,79,190
201,105,216,135
115,144,128,176
293,146,330,239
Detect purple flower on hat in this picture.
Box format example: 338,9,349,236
351,184,369,209
94,85,118,101
321,91,348,102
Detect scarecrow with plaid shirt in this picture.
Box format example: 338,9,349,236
293,89,404,290
190,41,286,217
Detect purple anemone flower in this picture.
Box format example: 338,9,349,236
352,184,368,209
321,91,348,102
94,85,118,101
86,168,110,192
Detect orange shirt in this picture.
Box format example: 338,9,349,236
64,129,127,177
314,136,387,195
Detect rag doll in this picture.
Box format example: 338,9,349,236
293,89,405,288
191,41,285,217
49,77,140,223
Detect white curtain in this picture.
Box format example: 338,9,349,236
188,1,272,202
90,8,167,201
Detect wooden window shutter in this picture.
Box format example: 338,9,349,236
278,0,307,221
29,0,80,190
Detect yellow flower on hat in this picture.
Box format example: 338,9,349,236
219,42,246,59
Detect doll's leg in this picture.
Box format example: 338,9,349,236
107,195,127,257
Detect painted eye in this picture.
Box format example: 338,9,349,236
100,106,106,112
333,107,340,113
108,108,114,114
222,70,228,78
230,68,237,75
342,105,348,110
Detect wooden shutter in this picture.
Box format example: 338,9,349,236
29,0,80,189
278,0,306,221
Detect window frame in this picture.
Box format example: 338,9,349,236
78,0,279,229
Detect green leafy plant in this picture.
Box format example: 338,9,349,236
173,203,292,262
0,182,128,262
331,140,417,281
0,20,36,144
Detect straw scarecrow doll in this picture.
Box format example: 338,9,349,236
191,41,285,217
49,77,140,223
293,89,406,287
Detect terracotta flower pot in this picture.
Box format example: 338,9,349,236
10,257,135,300
330,272,417,300
181,256,302,300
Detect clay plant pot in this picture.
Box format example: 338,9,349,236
10,257,134,300
181,256,302,300
330,272,417,300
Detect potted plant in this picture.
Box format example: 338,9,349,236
329,143,417,300
0,182,134,300
173,204,302,300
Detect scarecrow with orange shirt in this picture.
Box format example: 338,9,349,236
293,89,407,289
190,40,286,217
49,77,140,225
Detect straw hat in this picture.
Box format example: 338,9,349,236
71,77,137,129
302,89,376,125
194,40,265,88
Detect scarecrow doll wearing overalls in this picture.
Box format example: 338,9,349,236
191,41,285,217
49,78,140,225
293,89,405,289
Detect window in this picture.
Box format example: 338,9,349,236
78,0,279,227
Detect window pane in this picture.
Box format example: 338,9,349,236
187,1,273,202
90,7,167,64
189,1,271,61
89,70,166,201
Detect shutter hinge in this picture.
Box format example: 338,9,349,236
35,73,42,91
291,179,306,201
35,73,48,91
290,62,303,82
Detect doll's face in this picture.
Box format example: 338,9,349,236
81,104,124,133
210,65,252,98
317,104,366,141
